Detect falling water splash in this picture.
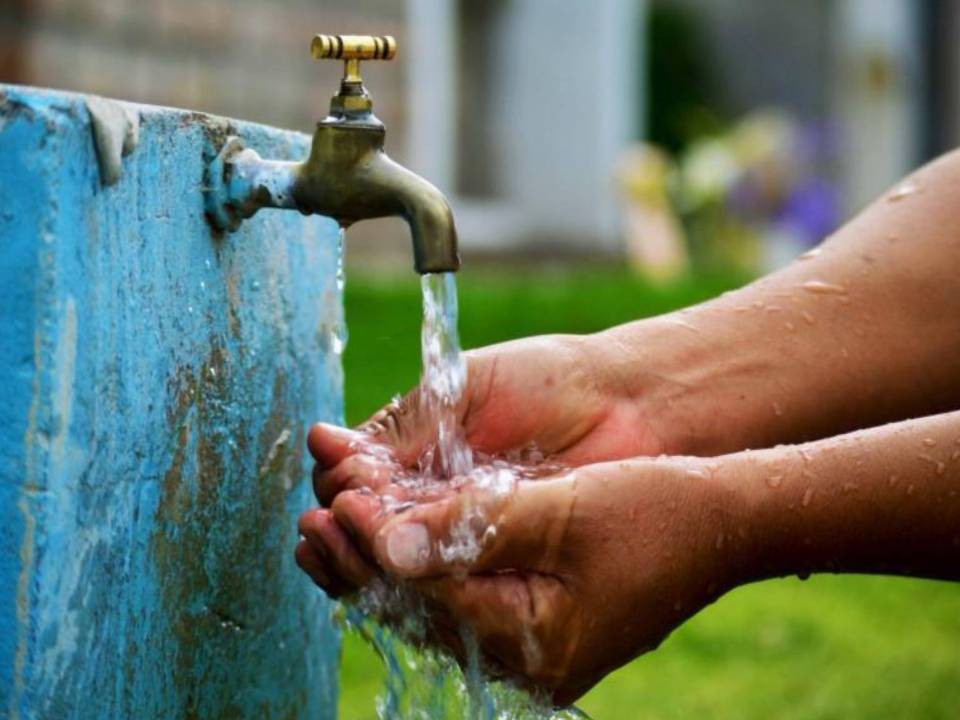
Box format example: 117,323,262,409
338,270,587,719
419,272,472,479
321,229,349,356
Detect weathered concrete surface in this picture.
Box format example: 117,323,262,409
0,85,342,719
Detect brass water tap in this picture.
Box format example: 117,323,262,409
205,34,460,274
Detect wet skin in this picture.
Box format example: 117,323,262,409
297,149,960,703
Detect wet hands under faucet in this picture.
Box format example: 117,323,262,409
298,451,746,704
299,405,960,703
318,333,667,488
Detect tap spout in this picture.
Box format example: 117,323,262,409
360,152,459,275
205,126,460,274
292,121,460,274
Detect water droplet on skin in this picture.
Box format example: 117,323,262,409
801,280,847,296
766,305,783,313
842,482,858,493
888,474,899,487
952,451,960,462
888,181,921,202
799,449,813,463
752,301,765,309
917,453,943,472
715,533,724,550
686,469,709,480
666,318,700,333
784,321,796,332
922,438,937,447
766,475,783,489
840,347,850,358
772,402,784,417
906,484,916,495
799,247,822,260
802,487,814,507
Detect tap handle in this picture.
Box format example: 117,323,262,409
311,34,396,61
311,34,396,86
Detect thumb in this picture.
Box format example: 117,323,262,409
367,475,575,579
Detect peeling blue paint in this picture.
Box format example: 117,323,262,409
0,85,341,719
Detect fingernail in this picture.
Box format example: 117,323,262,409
384,523,430,572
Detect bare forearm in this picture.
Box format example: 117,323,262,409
601,149,960,455
732,411,960,583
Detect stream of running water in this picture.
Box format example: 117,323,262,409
336,270,586,719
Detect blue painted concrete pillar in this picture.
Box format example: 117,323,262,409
0,85,342,719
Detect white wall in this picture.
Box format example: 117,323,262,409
406,0,646,253
830,0,923,212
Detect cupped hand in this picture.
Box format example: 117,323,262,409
296,455,750,704
307,334,665,508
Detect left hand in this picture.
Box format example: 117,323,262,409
296,454,750,704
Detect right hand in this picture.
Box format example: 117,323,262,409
298,452,751,704
308,333,667,507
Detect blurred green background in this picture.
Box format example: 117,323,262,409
336,268,960,719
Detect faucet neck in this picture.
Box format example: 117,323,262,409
326,74,384,130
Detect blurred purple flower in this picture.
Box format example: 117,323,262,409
777,178,840,246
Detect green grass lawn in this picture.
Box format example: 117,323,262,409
335,266,960,719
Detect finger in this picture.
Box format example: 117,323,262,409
313,453,399,507
298,507,377,589
307,422,382,468
336,475,574,579
294,538,331,586
358,390,433,466
330,490,387,562
294,540,353,598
